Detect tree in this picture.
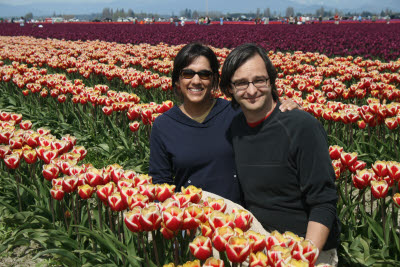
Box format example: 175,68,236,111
264,8,271,18
316,6,324,17
102,8,111,19
127,9,134,17
256,8,260,18
192,10,199,19
286,7,295,17
25,12,33,21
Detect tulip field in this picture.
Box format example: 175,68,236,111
0,23,400,266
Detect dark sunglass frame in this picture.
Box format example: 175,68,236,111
180,69,214,80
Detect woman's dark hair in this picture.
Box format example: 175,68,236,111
172,43,220,98
219,43,278,109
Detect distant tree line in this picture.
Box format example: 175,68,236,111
13,6,400,22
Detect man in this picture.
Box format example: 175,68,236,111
219,43,340,265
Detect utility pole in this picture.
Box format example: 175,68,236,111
206,0,208,16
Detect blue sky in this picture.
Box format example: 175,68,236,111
0,0,399,17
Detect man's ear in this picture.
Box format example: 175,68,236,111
228,87,233,96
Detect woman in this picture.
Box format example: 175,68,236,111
149,43,298,204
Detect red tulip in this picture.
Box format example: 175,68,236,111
203,257,224,267
59,159,77,175
292,239,319,266
155,183,176,202
138,184,156,202
182,204,205,230
9,136,23,149
108,192,128,212
4,153,21,169
233,209,253,232
372,161,388,177
212,226,235,252
208,211,235,231
169,192,190,208
201,222,214,238
371,180,389,199
118,185,135,204
226,236,253,263
160,222,176,239
19,120,32,130
204,197,227,213
0,111,11,121
102,106,113,116
129,121,140,132
72,146,87,161
162,205,183,231
51,185,65,201
110,168,124,184
266,230,292,250
85,167,104,187
189,236,212,261
348,160,367,173
249,252,269,267
329,145,343,160
78,184,95,199
357,120,366,129
124,207,142,233
340,151,358,167
62,175,79,193
352,169,373,189
0,145,11,159
25,133,40,147
10,113,22,124
393,193,400,208
97,182,115,203
267,245,292,267
23,149,37,164
128,193,149,209
245,230,266,253
387,161,400,181
42,149,58,164
181,185,202,204
139,203,162,231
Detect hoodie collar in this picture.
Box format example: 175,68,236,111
165,98,231,127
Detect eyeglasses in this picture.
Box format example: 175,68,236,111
231,78,270,91
180,69,214,80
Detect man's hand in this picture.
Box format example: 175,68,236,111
279,99,302,112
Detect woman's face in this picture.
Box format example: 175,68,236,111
176,56,214,106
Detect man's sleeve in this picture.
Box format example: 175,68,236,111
294,115,338,229
148,120,173,184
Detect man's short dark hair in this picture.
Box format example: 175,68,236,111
172,43,220,98
219,43,278,109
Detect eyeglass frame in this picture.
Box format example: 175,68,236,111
231,78,270,92
180,69,214,80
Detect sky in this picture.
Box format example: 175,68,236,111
0,0,399,17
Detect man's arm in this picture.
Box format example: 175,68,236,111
306,221,330,251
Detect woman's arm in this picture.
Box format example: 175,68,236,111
148,121,174,184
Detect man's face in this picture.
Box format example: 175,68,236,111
229,54,274,115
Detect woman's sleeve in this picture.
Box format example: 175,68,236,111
148,121,174,185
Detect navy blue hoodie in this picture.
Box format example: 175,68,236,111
149,98,243,204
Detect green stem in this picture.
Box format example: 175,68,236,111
152,231,160,267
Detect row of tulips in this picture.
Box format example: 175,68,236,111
0,62,175,134
0,112,330,266
2,59,400,138
1,36,399,105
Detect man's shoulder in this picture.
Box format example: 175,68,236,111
278,109,319,128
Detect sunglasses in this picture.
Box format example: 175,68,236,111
180,69,214,80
